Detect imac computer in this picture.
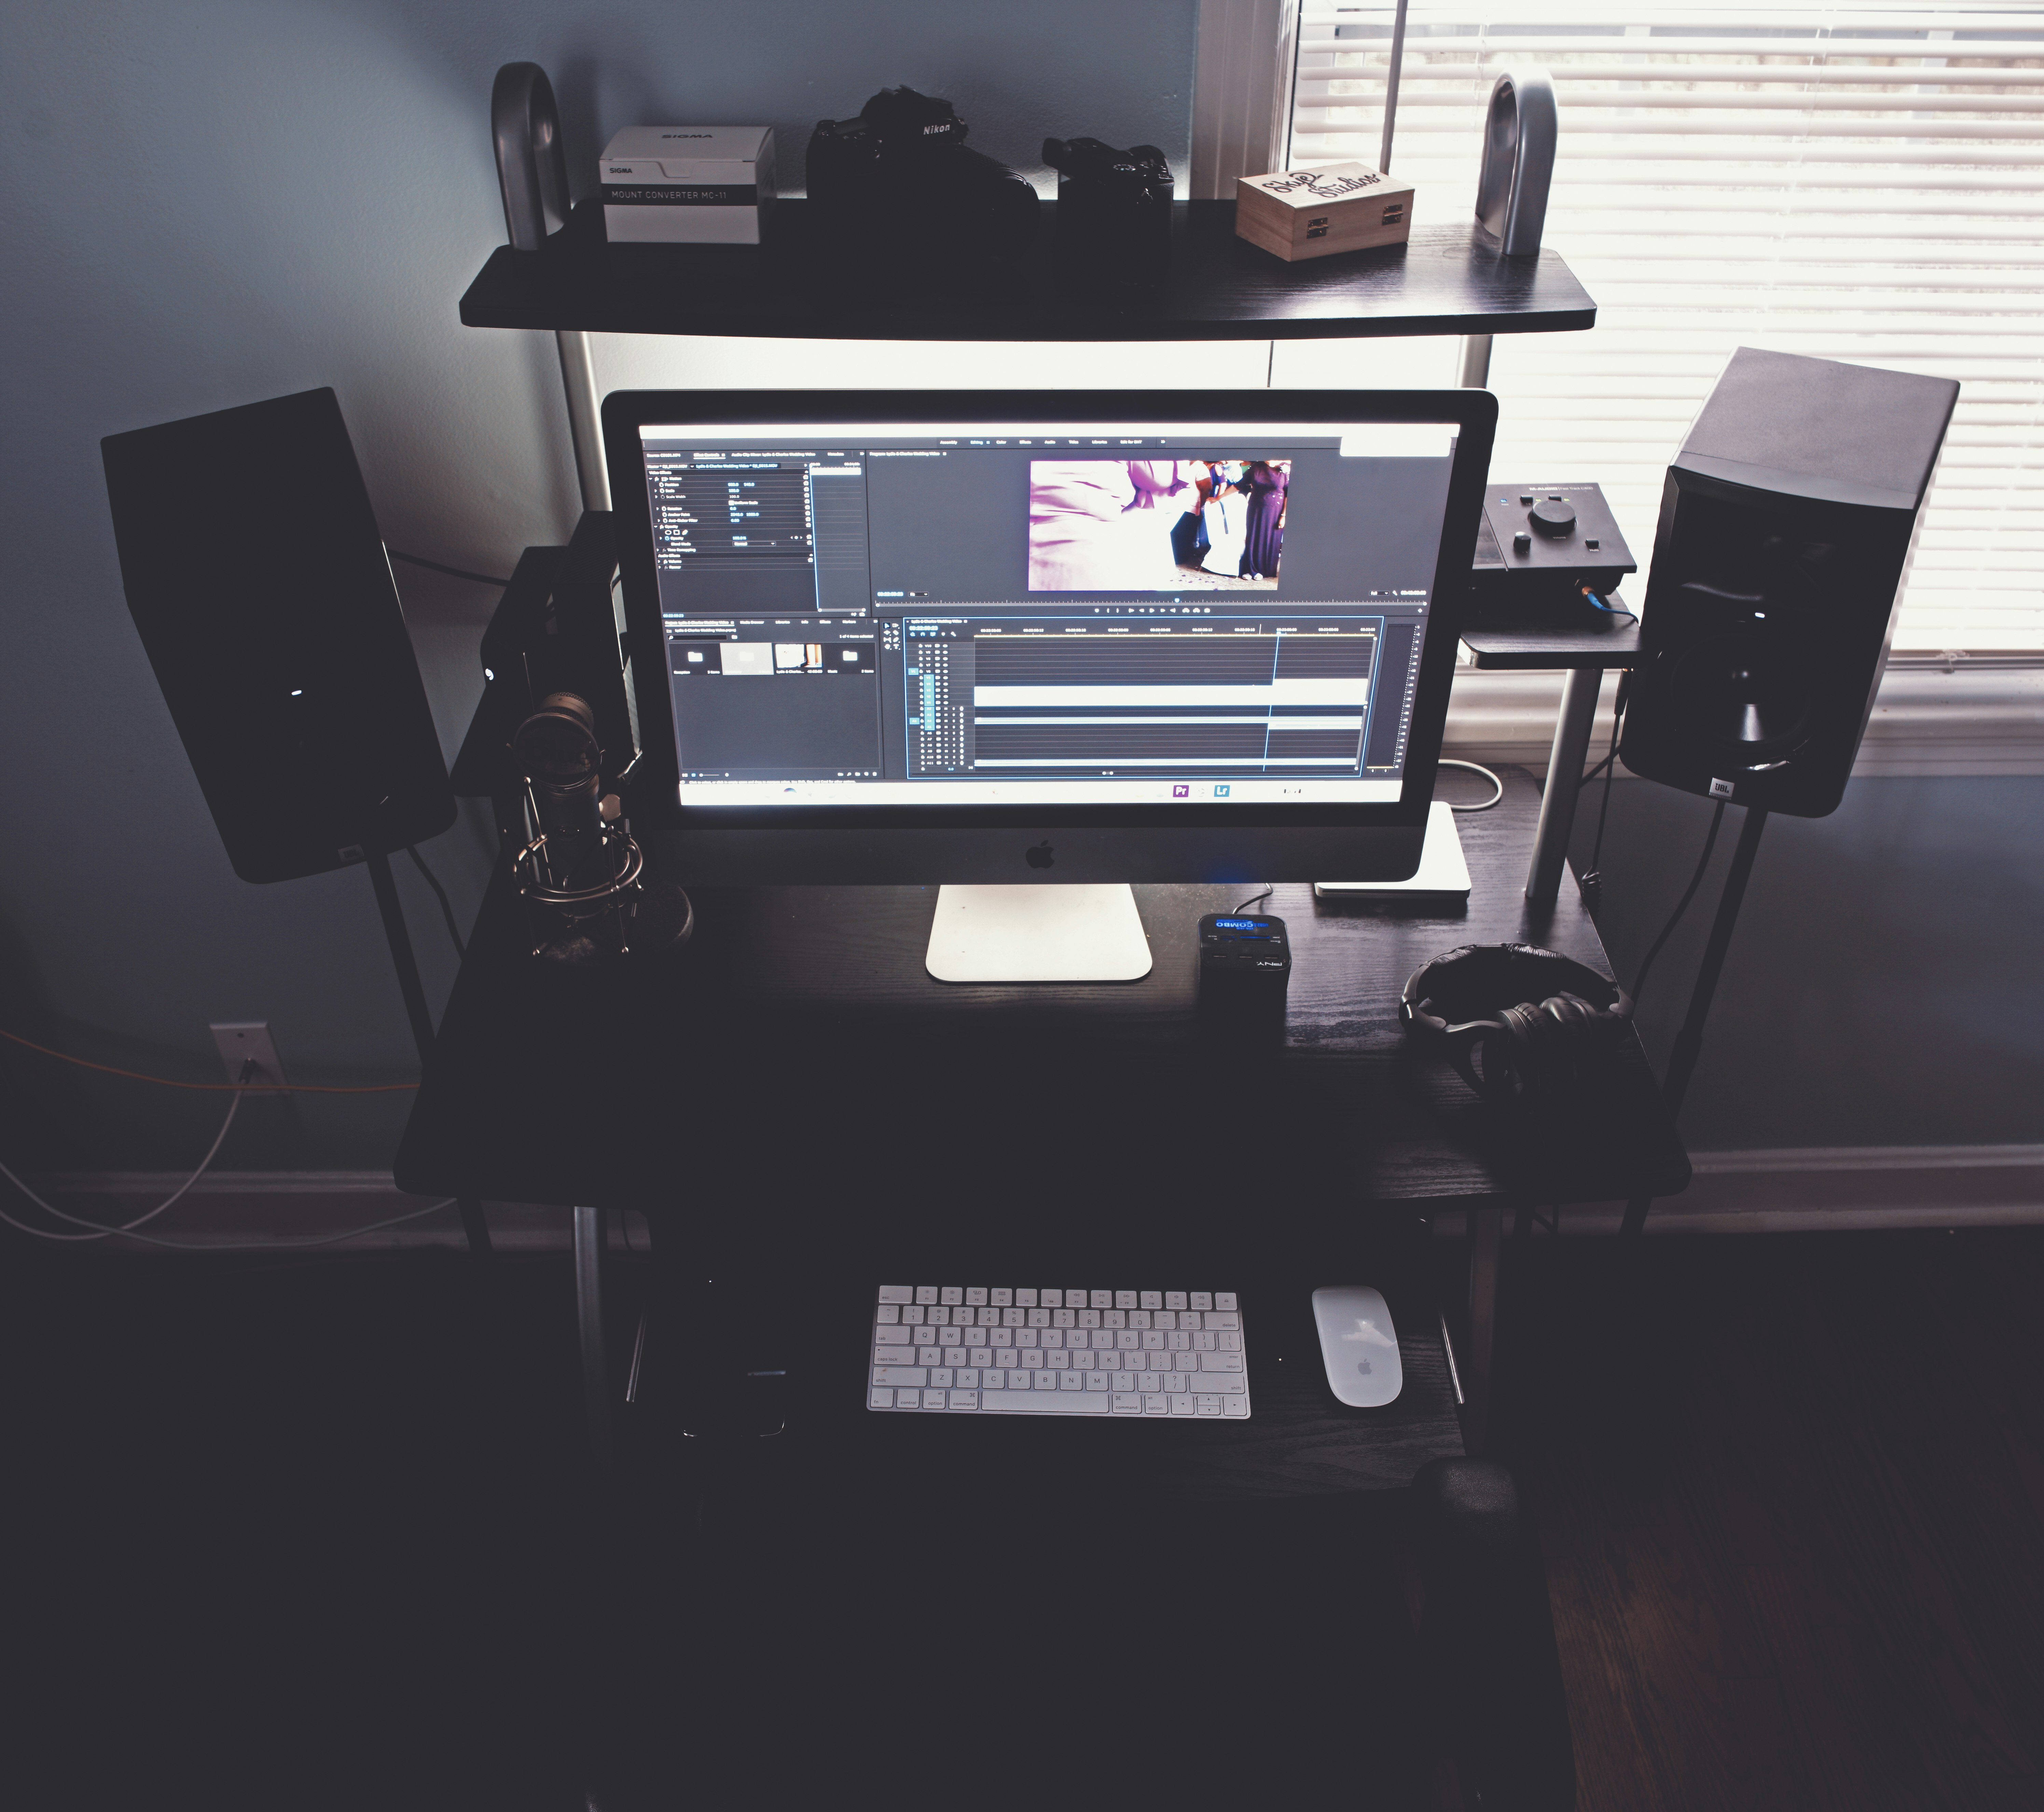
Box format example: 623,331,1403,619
603,390,1496,980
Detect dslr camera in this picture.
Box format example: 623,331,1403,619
1043,137,1173,219
1044,135,1174,274
807,87,1039,257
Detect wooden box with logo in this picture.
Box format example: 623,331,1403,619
1234,163,1416,262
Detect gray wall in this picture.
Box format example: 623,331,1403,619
3,3,2033,1177
1570,776,2044,1154
0,1,1198,1169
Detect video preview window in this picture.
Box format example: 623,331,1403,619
1027,459,1291,591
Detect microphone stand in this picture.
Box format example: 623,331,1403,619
364,844,494,1261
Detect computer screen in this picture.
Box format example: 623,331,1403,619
604,391,1494,886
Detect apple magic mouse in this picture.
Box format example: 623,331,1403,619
1311,1286,1403,1408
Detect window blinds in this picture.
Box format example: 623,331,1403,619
1292,4,2044,651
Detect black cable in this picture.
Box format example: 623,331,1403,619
1630,800,1725,1009
388,550,513,589
405,846,467,960
1576,751,1616,791
1580,674,1629,908
1233,886,1274,914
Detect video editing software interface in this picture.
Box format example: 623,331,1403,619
635,420,1461,807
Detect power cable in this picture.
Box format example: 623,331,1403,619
1631,800,1726,1009
0,1085,245,1243
1578,674,1629,912
0,1167,462,1251
404,845,467,960
0,1026,416,1093
387,551,513,589
1438,759,1503,811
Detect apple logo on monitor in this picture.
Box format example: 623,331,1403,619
1025,841,1054,869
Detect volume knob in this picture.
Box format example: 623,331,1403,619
1530,498,1577,539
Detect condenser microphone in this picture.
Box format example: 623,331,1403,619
511,692,607,888
508,690,692,961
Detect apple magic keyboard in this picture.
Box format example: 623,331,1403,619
868,1284,1251,1419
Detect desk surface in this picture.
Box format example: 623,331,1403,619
457,201,1597,342
402,769,1685,1500
396,768,1687,1223
627,1241,1466,1503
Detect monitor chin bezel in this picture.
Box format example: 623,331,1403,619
606,388,1496,860
643,822,1432,887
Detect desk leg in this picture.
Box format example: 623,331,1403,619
1525,667,1603,909
1464,1205,1504,1456
574,1205,612,1469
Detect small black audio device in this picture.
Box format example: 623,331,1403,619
479,510,635,776
1401,943,1632,1102
1198,914,1291,1000
1468,481,1636,628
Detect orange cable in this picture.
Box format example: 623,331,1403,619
0,1026,419,1093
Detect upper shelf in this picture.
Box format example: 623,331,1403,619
458,200,1596,343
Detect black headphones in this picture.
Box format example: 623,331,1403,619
1400,943,1634,1102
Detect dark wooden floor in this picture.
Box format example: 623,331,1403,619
4,1226,2039,1807
1487,1227,2044,1812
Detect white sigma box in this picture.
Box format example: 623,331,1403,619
599,126,776,244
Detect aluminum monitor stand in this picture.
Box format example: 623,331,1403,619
926,885,1153,983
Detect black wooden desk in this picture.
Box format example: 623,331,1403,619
396,767,1686,1480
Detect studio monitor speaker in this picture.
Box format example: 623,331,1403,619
103,388,456,882
1619,348,1958,818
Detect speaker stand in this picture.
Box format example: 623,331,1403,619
364,846,494,1260
1619,805,1769,1239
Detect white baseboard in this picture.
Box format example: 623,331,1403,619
24,1172,647,1254
1432,1144,2044,1236
26,1149,2044,1251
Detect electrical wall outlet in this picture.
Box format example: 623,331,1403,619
210,1022,287,1092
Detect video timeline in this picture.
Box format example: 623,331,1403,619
906,620,1395,778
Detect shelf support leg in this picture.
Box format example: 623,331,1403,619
1459,333,1493,389
1464,1204,1503,1456
555,329,611,513
1378,0,1411,174
575,1204,613,1469
1525,666,1603,909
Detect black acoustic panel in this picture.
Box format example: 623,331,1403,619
1620,349,1958,819
103,389,454,882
